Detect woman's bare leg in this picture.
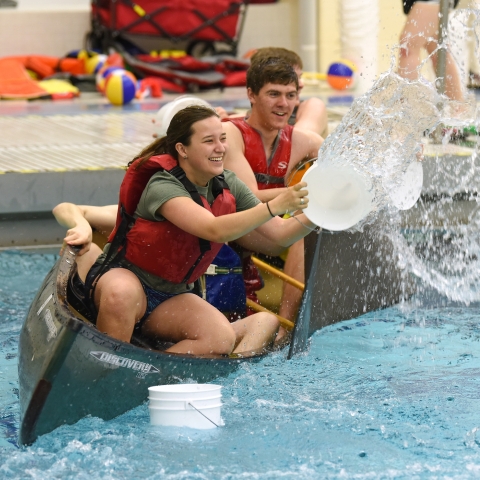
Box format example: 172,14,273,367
94,268,147,342
141,294,237,355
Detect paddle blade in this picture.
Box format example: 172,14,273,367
288,231,323,358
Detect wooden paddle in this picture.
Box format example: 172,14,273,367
251,256,305,291
288,231,323,358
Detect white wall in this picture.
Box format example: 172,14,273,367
237,0,298,56
15,0,89,9
0,8,90,57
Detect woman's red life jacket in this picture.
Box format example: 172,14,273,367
224,117,293,190
107,154,237,284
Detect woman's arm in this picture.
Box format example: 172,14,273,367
159,182,313,245
253,212,316,247
80,204,118,236
52,203,117,255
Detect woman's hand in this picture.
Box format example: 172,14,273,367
268,182,309,216
60,225,92,256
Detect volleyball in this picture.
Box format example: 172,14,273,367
96,66,124,93
85,54,108,75
327,60,356,90
104,70,137,106
72,49,96,60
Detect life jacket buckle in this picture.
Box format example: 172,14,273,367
205,264,218,275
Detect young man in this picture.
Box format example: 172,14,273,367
250,47,328,138
222,58,324,321
217,47,329,138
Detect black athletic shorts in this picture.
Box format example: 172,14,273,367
403,0,459,15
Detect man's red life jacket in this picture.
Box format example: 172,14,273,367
107,154,236,284
224,117,294,190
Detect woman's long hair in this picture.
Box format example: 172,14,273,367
130,105,219,168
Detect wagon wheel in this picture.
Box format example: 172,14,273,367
186,41,217,58
186,82,200,94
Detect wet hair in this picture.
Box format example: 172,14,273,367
250,47,303,70
130,105,219,168
246,57,298,95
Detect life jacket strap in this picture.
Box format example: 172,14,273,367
254,172,285,185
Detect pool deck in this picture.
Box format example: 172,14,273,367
0,83,478,247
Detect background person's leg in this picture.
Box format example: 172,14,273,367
399,2,464,101
398,3,440,80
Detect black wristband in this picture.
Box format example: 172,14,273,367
266,202,275,218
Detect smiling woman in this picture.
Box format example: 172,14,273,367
60,105,317,356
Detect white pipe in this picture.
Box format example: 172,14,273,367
298,0,318,72
340,0,379,93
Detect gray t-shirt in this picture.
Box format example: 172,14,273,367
100,169,260,293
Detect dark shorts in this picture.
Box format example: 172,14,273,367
82,262,179,333
141,283,177,326
403,0,458,15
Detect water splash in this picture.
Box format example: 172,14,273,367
317,8,479,304
319,72,441,225
392,8,480,304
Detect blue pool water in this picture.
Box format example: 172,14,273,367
1,250,480,479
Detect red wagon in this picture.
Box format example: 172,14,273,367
86,0,277,91
87,0,275,58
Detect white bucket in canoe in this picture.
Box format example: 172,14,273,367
148,384,223,429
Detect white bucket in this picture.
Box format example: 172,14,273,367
302,161,374,231
148,384,223,429
149,396,221,410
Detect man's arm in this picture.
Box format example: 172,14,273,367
295,97,328,138
286,128,324,182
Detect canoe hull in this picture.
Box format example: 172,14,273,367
18,249,258,445
305,220,415,334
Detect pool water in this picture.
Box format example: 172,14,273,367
2,250,480,479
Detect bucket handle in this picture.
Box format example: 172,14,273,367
187,401,221,428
